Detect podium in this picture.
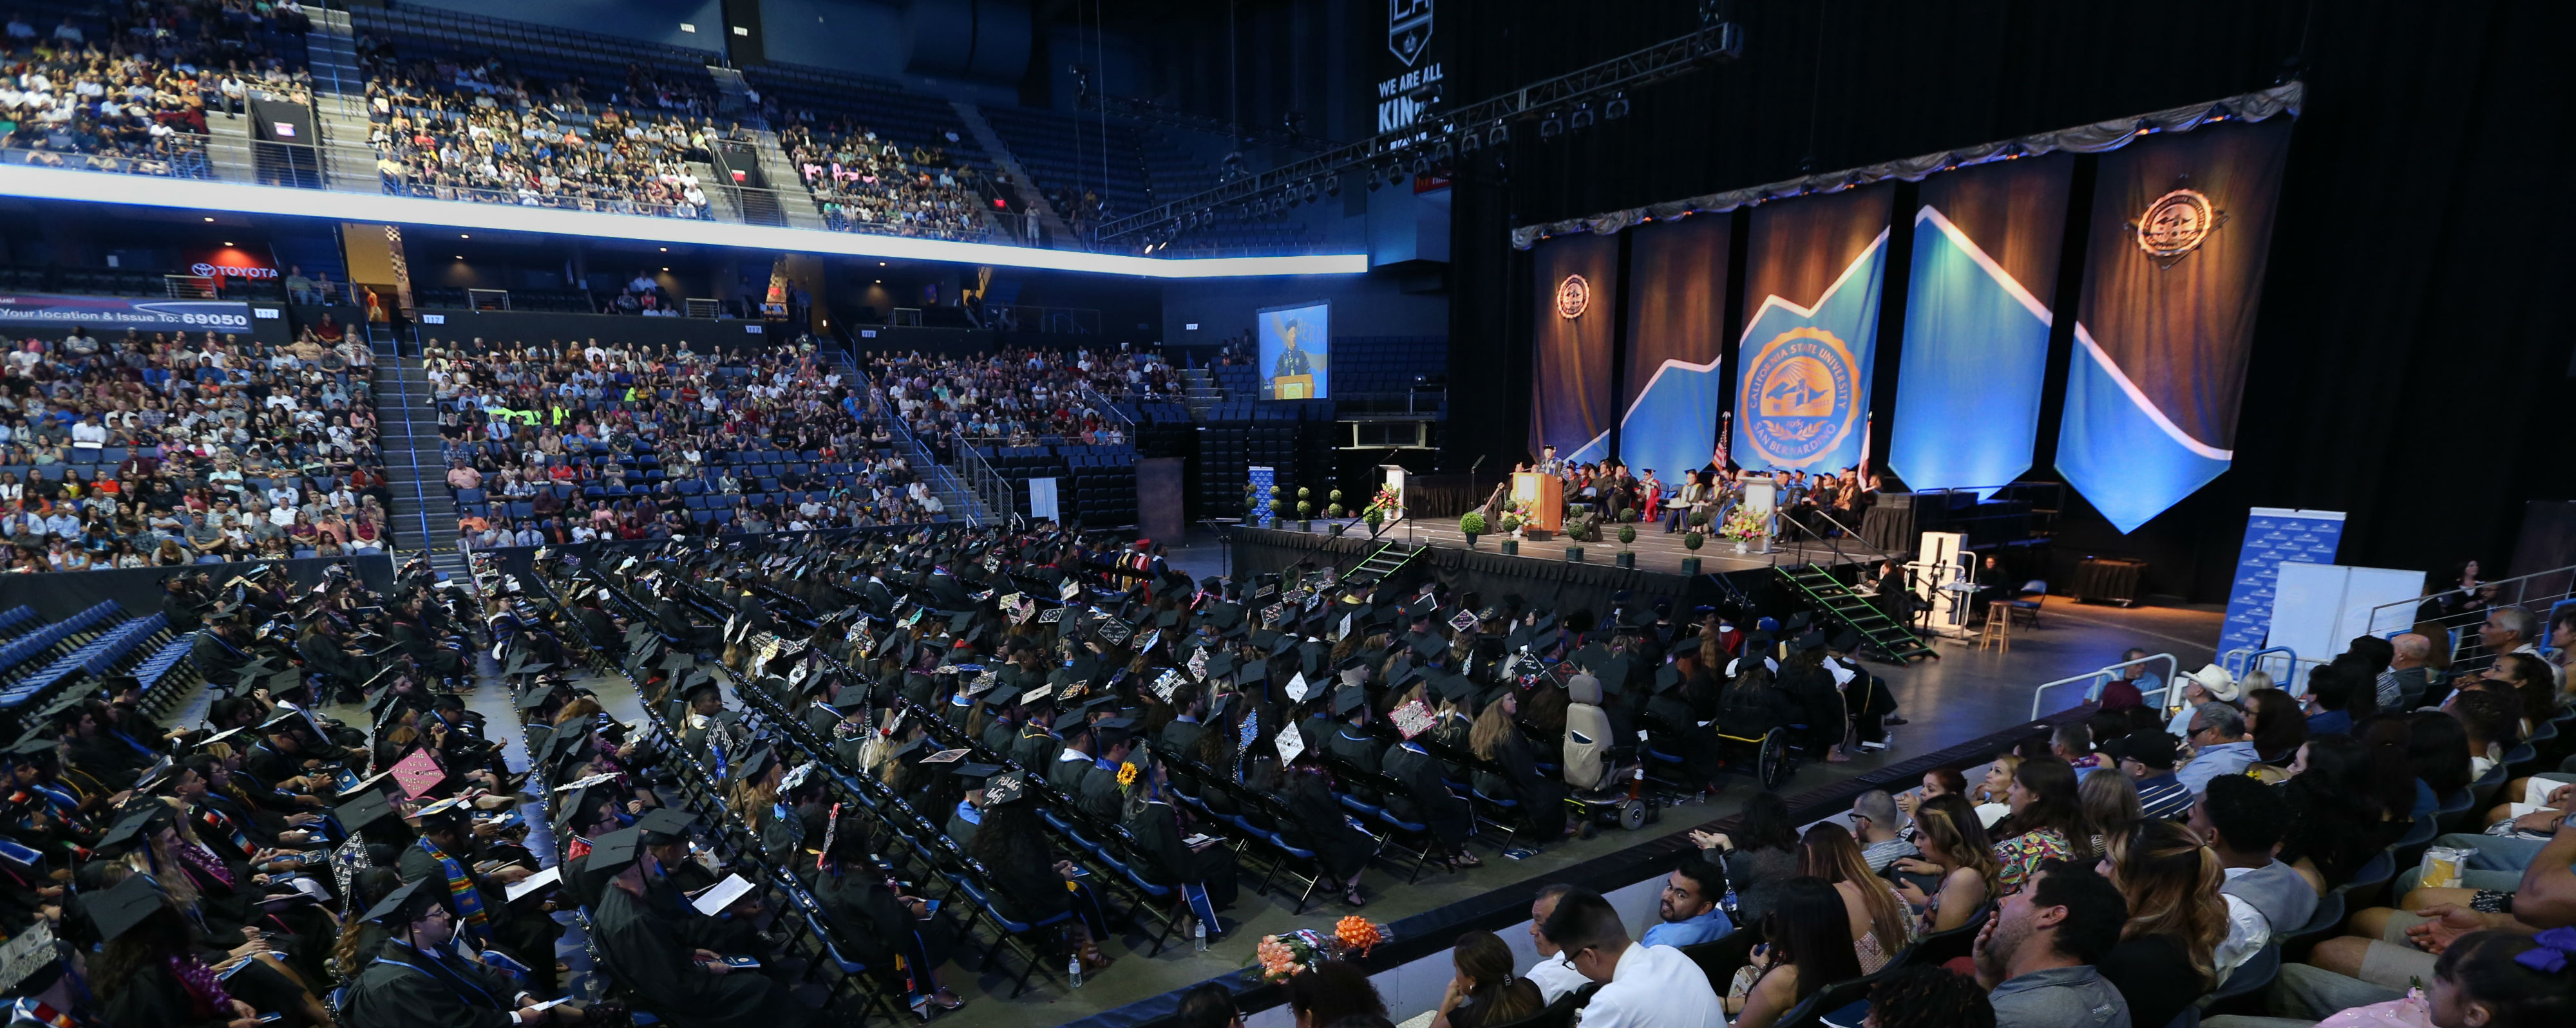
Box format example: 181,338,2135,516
1511,472,1563,532
1271,374,1315,400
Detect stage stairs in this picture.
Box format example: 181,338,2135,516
1343,539,1425,588
1774,564,1939,664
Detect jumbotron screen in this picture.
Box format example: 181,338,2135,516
1256,300,1329,400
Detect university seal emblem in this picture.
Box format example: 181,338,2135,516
1743,326,1859,467
1554,274,1589,319
2134,187,2220,266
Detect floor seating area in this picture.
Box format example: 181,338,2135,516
0,599,198,733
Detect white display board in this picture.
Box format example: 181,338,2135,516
2269,563,2429,693
1027,477,1058,521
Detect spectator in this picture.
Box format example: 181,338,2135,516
2244,687,2309,764
1891,792,2001,933
1865,965,1997,1028
1850,789,1918,872
2164,664,2242,738
1428,930,1543,1028
1973,861,2132,1028
2077,769,2143,851
2177,704,2260,794
1522,884,1589,1004
1691,790,1802,921
1283,960,1387,1028
1641,855,1733,948
1172,983,1244,1028
2094,819,2230,1028
2387,631,2440,709
1991,757,2089,895
2104,729,2191,821
1546,886,1724,1027
1801,822,1919,972
2194,774,2318,940
1726,877,1861,1028
2479,606,2552,686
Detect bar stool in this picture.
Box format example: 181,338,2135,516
1976,604,2011,652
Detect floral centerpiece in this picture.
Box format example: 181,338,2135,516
1361,486,1403,522
1253,917,1390,982
1719,503,1769,541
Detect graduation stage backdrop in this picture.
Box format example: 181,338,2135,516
1512,84,2299,535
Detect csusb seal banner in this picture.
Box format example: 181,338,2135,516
1730,184,1891,472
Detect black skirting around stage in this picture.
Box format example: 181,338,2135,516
1222,525,1727,616
1064,703,2090,1028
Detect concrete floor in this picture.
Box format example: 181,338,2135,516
185,588,2220,1028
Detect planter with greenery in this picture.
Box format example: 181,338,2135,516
1681,529,1704,575
1459,511,1487,548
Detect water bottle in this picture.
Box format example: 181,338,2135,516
1194,919,1209,952
1721,884,1740,919
1068,954,1083,989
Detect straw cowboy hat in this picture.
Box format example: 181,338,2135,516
2184,664,2240,703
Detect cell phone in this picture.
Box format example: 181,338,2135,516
917,899,940,915
260,1015,283,1023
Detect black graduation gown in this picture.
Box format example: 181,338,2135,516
1279,774,1372,881
1124,798,1237,910
812,867,951,973
1776,663,1847,751
945,803,982,850
99,960,232,1028
592,882,811,1028
1479,732,1567,836
1077,765,1124,823
1046,750,1095,794
1159,718,1208,758
340,940,522,1028
1382,743,1472,848
1011,726,1061,771
1644,692,1726,787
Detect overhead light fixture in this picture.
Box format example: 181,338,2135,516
223,241,232,246
661,266,668,271
202,216,214,222
1570,104,1595,130
878,261,886,266
1302,182,1319,204
1325,176,1341,197
460,232,469,238
1433,141,1454,162
1540,113,1564,139
455,255,464,259
1488,124,1510,147
1605,92,1631,120
1460,131,1482,153
1411,155,1431,175
659,247,667,252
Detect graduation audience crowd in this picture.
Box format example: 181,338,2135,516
0,0,312,178
859,347,1175,453
0,322,390,572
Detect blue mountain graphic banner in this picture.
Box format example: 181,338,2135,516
1618,212,1730,481
2058,118,2293,533
1889,156,2070,497
1531,232,1618,462
1730,185,1890,472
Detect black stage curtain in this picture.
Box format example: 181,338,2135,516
1444,0,2576,601
1224,527,1718,621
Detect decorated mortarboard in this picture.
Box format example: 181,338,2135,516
1447,608,1481,634
551,787,601,832
86,874,171,942
1390,698,1437,739
985,771,1030,806
779,760,821,791
1273,722,1307,763
413,796,472,823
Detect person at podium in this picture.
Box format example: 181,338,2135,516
1271,317,1313,378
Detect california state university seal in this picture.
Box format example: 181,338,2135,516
1555,274,1589,319
1742,326,1859,467
2135,188,2216,259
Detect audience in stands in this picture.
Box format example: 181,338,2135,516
0,1,312,178
0,323,386,571
422,334,947,543
778,119,982,239
862,346,1171,452
1975,861,2132,1028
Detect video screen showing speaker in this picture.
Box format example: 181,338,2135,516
1257,301,1329,400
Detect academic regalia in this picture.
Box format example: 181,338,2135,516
1325,726,1381,774
339,938,522,1028
980,716,1019,756
1124,796,1238,913
1279,772,1372,881
1383,742,1473,848
1479,731,1568,837
1159,716,1207,756
592,880,812,1028
812,865,952,996
945,801,983,849
1077,761,1124,823
1046,747,1094,793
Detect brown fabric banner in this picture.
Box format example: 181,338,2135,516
1530,232,1620,462
1618,212,1732,480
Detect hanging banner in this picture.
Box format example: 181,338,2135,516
1618,212,1730,483
1530,232,1617,463
2058,118,2293,533
1730,184,1891,472
2220,507,2345,668
1888,155,2071,496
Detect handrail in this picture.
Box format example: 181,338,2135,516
2029,652,2180,720
844,366,991,527
1078,382,1138,435
947,428,1017,522
2222,645,2309,696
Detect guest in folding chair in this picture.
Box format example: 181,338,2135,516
815,807,964,1016
1122,755,1239,937
971,772,1117,973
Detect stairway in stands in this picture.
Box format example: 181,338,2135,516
1773,564,1939,663
951,100,1079,247
372,334,468,582
1179,367,1220,420
303,8,380,194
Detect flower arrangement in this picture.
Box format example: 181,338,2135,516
1253,920,1390,982
1719,503,1768,541
1361,486,1402,519
1115,762,1139,788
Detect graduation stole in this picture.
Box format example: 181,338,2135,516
196,805,256,859
417,837,489,939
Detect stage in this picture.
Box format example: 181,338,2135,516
1220,520,1886,616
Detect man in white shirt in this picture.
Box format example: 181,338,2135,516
1522,884,1590,1004
68,414,106,453
1546,888,1722,1027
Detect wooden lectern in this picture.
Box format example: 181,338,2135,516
1271,374,1315,400
1511,472,1564,532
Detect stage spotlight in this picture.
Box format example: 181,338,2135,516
1433,140,1454,162
1606,92,1631,120
1302,182,1320,204
1489,123,1511,147
1411,154,1431,176
1388,165,1406,186
1460,131,1481,153
1325,176,1341,198
1540,112,1564,139
1366,174,1381,192
1571,104,1595,130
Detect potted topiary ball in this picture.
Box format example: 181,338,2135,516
1459,511,1487,548
1681,528,1705,575
1298,499,1314,532
1616,523,1637,568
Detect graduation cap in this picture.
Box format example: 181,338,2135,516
1829,630,1863,653
99,804,169,850
358,879,447,924
635,807,697,845
414,796,471,826
1432,671,1479,705
985,772,1030,807
1671,635,1703,656
1653,665,1683,694
1408,632,1446,660
1528,628,1564,653
1792,630,1828,653
4,734,57,765
680,677,722,702
85,874,169,943
551,786,603,833
133,758,178,792
728,742,779,784
1330,684,1367,716
582,827,647,886
1051,710,1092,733
951,762,1004,785
515,686,559,711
